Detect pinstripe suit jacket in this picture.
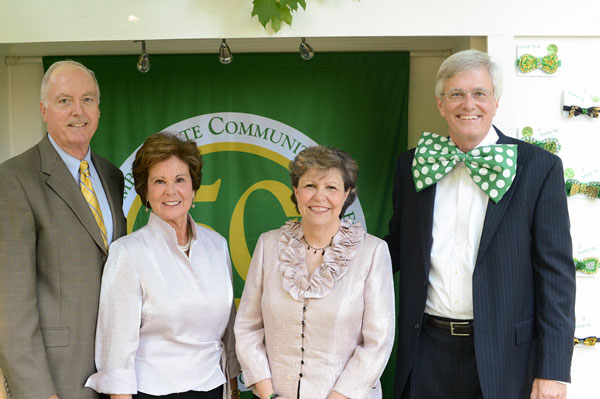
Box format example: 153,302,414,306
386,127,575,399
0,135,127,399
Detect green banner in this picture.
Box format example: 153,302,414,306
44,52,408,397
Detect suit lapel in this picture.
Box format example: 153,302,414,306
92,152,124,241
475,127,521,265
39,136,108,253
418,184,436,277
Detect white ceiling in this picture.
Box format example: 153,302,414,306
1,36,473,58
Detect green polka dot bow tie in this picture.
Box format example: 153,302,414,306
412,132,518,203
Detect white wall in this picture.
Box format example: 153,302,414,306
488,35,600,399
3,63,45,157
0,0,597,42
408,54,446,147
0,55,9,162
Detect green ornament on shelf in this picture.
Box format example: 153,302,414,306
521,126,533,137
564,168,575,179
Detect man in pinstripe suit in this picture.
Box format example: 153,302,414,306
386,50,575,398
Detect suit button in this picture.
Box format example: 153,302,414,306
423,280,427,287
414,323,420,330
101,255,107,262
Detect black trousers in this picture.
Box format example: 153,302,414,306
401,314,483,399
134,385,222,399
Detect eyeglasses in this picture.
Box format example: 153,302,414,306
442,89,494,103
573,336,597,346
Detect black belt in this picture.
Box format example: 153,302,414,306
427,315,474,336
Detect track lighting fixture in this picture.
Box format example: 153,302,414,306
218,39,233,64
136,40,150,73
299,37,315,61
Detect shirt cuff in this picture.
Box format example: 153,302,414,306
85,369,138,395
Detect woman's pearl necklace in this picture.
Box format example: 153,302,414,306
177,235,192,252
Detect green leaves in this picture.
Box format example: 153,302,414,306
281,0,306,11
252,0,307,32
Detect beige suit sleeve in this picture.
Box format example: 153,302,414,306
222,243,241,379
332,240,396,398
234,233,272,387
0,167,57,398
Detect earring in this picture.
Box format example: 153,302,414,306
192,203,195,209
145,201,150,212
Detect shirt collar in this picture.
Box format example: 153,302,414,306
47,133,93,180
454,126,499,154
477,126,499,147
147,211,197,246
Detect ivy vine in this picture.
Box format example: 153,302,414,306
252,0,307,32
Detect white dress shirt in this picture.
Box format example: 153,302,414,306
425,127,498,320
85,212,239,395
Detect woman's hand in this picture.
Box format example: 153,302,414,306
327,391,348,399
253,378,279,399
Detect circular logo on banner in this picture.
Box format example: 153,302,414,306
119,112,366,284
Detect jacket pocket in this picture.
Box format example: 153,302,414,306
41,327,70,347
514,319,536,345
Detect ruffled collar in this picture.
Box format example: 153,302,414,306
278,220,365,300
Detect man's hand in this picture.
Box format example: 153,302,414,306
530,378,567,399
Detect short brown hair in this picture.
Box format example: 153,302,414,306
132,132,202,208
289,146,358,218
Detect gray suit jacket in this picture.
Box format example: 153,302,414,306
0,135,127,399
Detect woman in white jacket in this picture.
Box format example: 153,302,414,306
235,145,395,399
86,133,240,399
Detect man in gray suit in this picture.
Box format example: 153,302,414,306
0,60,127,399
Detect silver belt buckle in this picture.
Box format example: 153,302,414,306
450,321,470,336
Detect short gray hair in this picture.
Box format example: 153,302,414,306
435,49,503,100
40,60,100,106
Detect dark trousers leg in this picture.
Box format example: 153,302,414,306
134,385,223,399
404,316,483,399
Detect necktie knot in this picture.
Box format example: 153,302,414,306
79,160,90,176
412,132,517,203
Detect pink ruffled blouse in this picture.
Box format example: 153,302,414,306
235,220,395,399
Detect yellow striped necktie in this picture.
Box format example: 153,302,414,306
79,160,108,249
